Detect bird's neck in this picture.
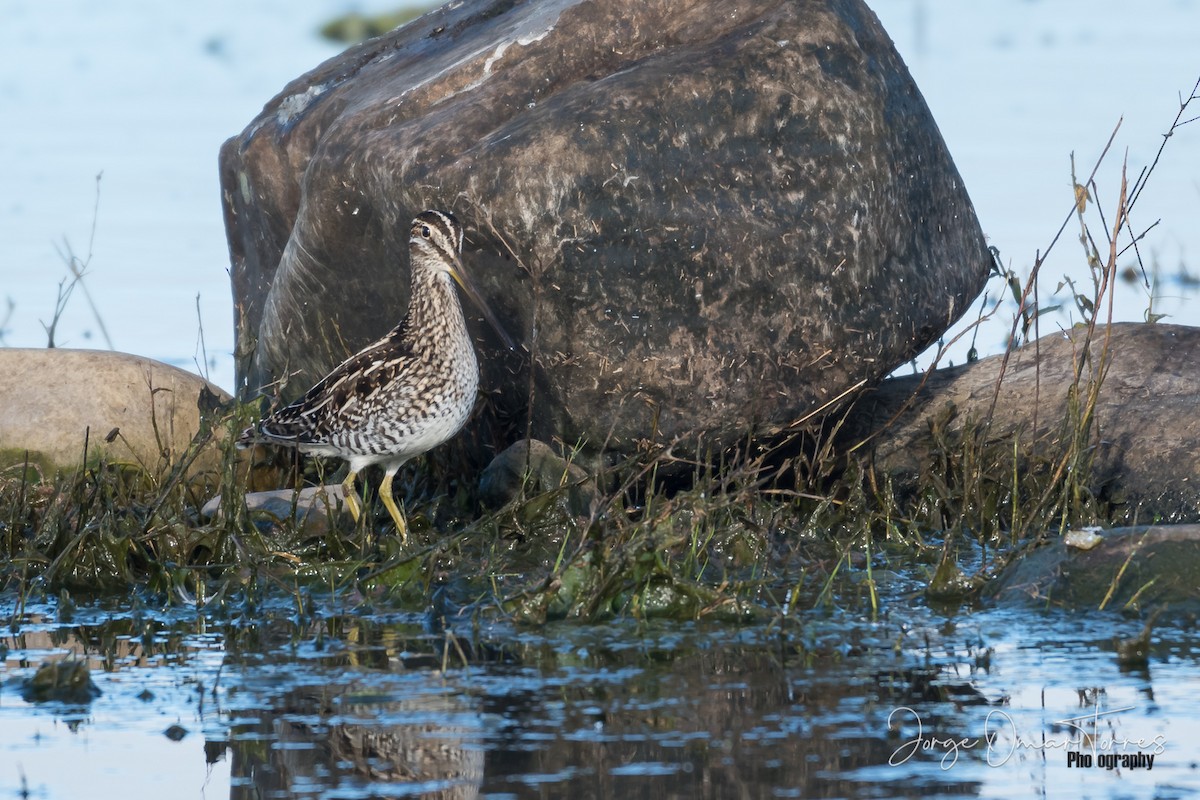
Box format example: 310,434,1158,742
401,263,468,346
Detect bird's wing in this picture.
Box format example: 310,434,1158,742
244,329,416,445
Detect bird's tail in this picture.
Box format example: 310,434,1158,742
236,418,310,449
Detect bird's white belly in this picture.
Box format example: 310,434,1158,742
381,388,474,456
309,361,478,461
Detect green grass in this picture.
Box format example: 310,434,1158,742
0,351,1122,625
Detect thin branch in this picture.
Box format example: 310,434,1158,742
1127,74,1200,212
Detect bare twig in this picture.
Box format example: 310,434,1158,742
0,296,13,346
44,172,114,349
1127,74,1200,213
194,293,210,381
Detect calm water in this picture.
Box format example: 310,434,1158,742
2,1,1199,389
3,586,1199,799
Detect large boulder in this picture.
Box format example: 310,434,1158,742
843,323,1200,523
0,349,231,477
221,0,991,456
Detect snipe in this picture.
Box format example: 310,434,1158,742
238,210,512,541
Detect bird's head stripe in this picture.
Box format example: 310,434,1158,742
412,210,463,262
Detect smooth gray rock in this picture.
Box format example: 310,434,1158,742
843,323,1200,524
221,0,991,457
0,348,231,477
202,484,348,537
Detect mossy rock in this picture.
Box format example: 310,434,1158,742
983,525,1200,615
21,660,101,704
478,438,597,518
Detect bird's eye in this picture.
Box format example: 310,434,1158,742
420,225,432,238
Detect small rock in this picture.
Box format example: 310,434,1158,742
203,485,348,536
479,439,597,517
1114,609,1162,669
21,660,101,704
1064,527,1104,550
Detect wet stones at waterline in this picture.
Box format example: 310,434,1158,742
984,524,1200,616
222,0,992,456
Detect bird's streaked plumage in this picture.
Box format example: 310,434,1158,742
238,210,504,540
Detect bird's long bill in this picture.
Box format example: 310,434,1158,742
450,260,517,351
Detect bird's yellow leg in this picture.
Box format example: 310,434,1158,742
341,469,363,523
378,471,409,543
